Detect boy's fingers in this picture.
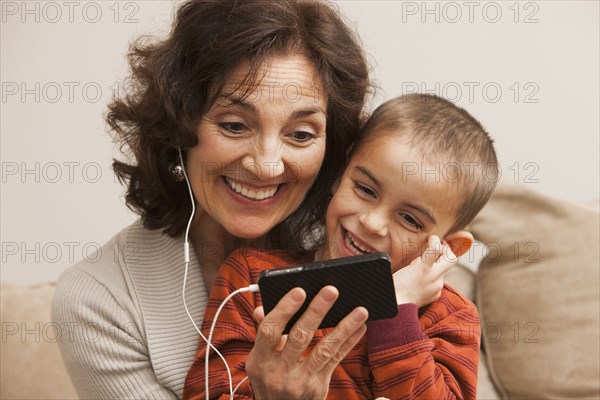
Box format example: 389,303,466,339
432,246,458,278
439,243,458,264
421,235,443,266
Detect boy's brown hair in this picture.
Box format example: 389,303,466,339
353,93,499,234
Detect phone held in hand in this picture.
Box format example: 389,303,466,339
258,252,398,334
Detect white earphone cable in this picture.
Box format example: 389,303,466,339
206,285,259,399
178,148,259,399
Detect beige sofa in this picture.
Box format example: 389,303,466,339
2,182,599,399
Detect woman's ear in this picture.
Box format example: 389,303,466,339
443,230,474,257
346,143,354,158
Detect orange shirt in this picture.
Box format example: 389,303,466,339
184,248,480,399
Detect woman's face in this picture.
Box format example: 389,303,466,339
187,55,327,239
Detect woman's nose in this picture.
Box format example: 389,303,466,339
359,208,388,237
242,136,285,181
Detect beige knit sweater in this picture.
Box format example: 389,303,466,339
52,219,208,399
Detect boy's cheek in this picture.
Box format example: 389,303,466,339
391,264,404,274
331,189,352,205
390,241,426,270
390,255,415,273
399,242,421,260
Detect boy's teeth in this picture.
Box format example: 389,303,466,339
344,231,373,255
225,177,277,200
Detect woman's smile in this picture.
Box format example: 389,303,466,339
222,176,281,202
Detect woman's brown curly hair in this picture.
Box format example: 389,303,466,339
108,0,371,252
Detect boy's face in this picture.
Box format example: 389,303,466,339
323,133,461,272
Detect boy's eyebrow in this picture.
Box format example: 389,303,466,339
407,204,437,225
356,166,380,186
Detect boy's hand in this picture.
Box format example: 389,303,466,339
392,235,458,308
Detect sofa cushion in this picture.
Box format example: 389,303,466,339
445,263,476,302
470,182,600,399
444,264,501,399
1,283,77,399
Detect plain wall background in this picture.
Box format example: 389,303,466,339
1,1,598,285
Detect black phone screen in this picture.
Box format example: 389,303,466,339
258,252,398,334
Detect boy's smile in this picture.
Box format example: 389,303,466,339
321,133,461,272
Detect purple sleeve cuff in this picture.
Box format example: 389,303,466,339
366,303,428,354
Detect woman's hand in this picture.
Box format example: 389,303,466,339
393,235,458,308
246,286,368,400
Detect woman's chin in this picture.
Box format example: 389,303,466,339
225,221,272,240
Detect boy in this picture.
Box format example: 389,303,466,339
183,93,498,399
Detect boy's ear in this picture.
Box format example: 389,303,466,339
443,230,474,257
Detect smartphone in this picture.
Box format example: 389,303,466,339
258,252,398,334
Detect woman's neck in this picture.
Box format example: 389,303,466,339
189,211,266,291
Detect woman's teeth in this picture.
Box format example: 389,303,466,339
224,177,278,200
344,231,373,255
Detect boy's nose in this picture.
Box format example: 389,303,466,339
359,209,388,237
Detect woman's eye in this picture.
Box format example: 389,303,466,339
289,130,316,144
400,213,424,231
353,181,376,199
220,122,247,134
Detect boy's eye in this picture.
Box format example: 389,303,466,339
400,213,424,231
220,122,247,134
353,181,377,199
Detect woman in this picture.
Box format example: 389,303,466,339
52,0,371,398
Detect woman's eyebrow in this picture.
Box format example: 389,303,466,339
218,97,325,120
288,108,326,121
219,96,257,114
